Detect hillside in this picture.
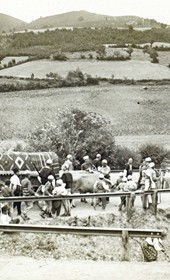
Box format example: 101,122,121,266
28,10,162,29
0,84,169,140
0,11,166,34
0,13,27,33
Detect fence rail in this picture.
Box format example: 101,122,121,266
0,224,163,237
0,224,164,261
0,189,170,219
0,189,170,203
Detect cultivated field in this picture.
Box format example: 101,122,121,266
0,83,169,149
0,58,170,80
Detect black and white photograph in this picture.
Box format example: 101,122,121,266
0,0,170,279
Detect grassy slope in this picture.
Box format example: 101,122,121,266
0,84,169,145
0,59,170,80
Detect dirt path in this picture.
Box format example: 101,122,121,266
1,255,170,280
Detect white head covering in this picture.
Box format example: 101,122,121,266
56,179,64,185
99,174,104,179
83,155,89,160
67,154,72,159
46,159,53,165
102,159,107,164
48,175,54,180
127,175,132,180
145,157,152,162
149,162,155,168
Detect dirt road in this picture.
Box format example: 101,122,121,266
1,255,170,280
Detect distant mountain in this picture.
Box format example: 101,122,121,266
0,13,27,33
0,11,166,34
28,10,163,29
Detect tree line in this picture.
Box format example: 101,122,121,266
1,27,170,56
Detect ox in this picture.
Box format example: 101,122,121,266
70,170,114,207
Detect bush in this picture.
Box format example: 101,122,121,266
52,53,68,61
80,54,86,59
138,143,169,166
111,146,140,169
27,108,116,165
88,53,93,59
97,55,130,61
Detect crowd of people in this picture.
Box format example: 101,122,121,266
0,153,170,223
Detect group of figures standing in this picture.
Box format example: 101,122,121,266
0,153,170,223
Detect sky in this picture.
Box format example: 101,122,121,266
0,0,170,24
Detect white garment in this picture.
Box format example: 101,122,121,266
0,213,11,224
52,186,67,196
10,174,21,192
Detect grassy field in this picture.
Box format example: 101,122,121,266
0,50,170,80
0,59,169,80
0,83,169,149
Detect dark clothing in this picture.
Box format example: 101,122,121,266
93,159,101,169
39,167,55,185
81,161,94,171
13,202,21,215
61,172,73,190
125,163,133,177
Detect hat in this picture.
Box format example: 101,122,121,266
67,154,72,159
119,172,124,177
99,174,104,179
46,159,53,165
48,175,54,180
96,154,101,158
83,155,89,160
56,179,63,185
145,157,152,162
102,159,107,164
127,175,132,180
149,162,155,168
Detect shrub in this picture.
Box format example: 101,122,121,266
85,74,99,85
111,146,140,169
138,143,169,166
27,108,116,165
97,55,130,61
80,54,86,59
151,57,159,63
52,53,68,61
88,53,93,59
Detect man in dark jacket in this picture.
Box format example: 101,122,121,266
38,159,55,185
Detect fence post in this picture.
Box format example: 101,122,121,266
121,230,130,261
126,192,135,222
142,192,148,210
152,190,158,216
